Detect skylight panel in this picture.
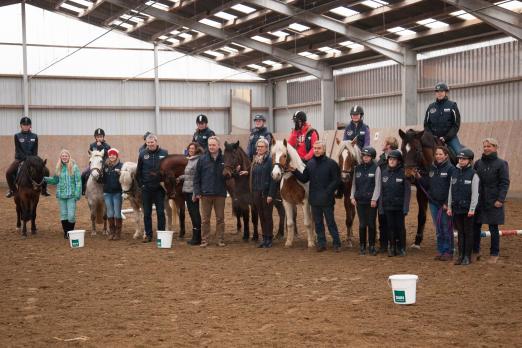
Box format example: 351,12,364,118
178,32,193,39
220,46,239,54
361,0,388,9
339,41,364,49
318,46,342,55
251,35,272,43
269,30,290,38
165,37,179,44
199,18,221,28
231,4,256,14
495,1,522,13
247,64,264,70
329,6,359,17
450,10,477,20
214,11,237,20
157,35,169,40
145,1,171,11
60,2,83,13
417,18,449,29
70,0,93,7
387,26,416,36
288,23,310,32
298,51,320,59
262,60,280,66
204,50,224,58
111,20,134,30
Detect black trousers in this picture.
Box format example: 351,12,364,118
356,203,377,246
454,214,474,259
378,212,388,249
252,191,274,237
184,192,201,230
142,187,166,238
384,210,406,250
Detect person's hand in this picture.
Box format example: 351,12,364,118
193,195,200,202
414,168,421,179
239,170,249,176
370,200,377,208
443,204,448,211
494,200,503,208
447,209,452,217
351,198,356,206
468,211,475,218
267,196,273,204
175,177,183,184
439,137,445,143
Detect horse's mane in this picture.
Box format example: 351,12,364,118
236,145,251,169
336,140,362,165
17,156,45,187
121,161,137,173
272,140,305,172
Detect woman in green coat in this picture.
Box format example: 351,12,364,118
44,149,82,239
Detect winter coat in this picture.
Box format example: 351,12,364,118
423,96,461,141
247,127,273,160
14,131,38,161
192,128,216,151
343,121,370,150
250,154,276,197
180,154,200,194
293,155,340,207
379,164,411,214
45,162,82,200
89,141,111,159
136,146,168,191
193,151,227,197
102,160,123,194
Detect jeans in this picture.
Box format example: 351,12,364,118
58,197,77,223
447,136,463,155
184,192,201,230
142,187,166,238
429,202,453,255
473,222,500,256
104,192,122,218
356,203,377,246
311,205,341,248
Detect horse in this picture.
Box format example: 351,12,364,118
14,156,48,237
335,138,362,247
159,154,187,238
271,139,315,248
120,161,176,240
86,149,108,236
222,141,259,241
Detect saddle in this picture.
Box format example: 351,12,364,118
423,132,457,165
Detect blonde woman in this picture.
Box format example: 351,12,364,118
44,149,82,239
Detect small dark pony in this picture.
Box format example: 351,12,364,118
223,141,259,241
159,154,187,238
399,128,456,247
14,156,48,237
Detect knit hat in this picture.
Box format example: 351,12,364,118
108,148,119,157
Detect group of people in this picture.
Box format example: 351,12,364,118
5,83,510,264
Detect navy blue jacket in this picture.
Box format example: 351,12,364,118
250,154,276,197
89,141,111,159
343,121,370,150
293,155,340,207
419,160,455,207
193,151,227,197
354,161,378,204
192,128,216,151
102,160,123,194
136,146,168,190
380,164,411,213
14,131,38,161
424,97,461,141
247,127,273,160
450,165,476,214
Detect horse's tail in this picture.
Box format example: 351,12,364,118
96,203,104,224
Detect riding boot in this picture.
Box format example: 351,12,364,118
265,236,273,248
41,182,50,197
369,245,377,256
115,218,123,240
178,228,185,239
359,228,367,255
359,243,366,255
61,220,68,239
108,218,116,240
187,228,201,245
68,222,75,234
388,240,396,257
252,231,259,242
81,173,87,195
258,236,266,248
242,230,249,242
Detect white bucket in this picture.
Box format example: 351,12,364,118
388,274,419,305
68,230,86,248
156,230,174,249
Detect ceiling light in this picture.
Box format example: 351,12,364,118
387,26,416,36
251,35,272,43
417,18,449,29
329,6,359,17
269,30,290,38
214,11,237,20
247,64,264,70
361,0,388,9
495,1,522,13
289,23,310,32
205,50,224,58
231,4,256,14
339,41,364,49
199,18,221,28
178,33,193,39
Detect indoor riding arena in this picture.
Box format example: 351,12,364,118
1,1,521,347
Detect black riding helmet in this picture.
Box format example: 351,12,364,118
434,82,449,92
292,110,307,123
350,105,364,117
253,114,266,121
94,128,105,137
456,148,474,160
143,131,151,141
388,149,403,161
196,114,208,124
20,116,31,125
361,146,376,159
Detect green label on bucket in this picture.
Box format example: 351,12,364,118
157,239,161,247
394,290,406,303
72,239,79,247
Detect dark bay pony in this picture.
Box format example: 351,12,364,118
399,128,456,248
159,154,187,238
14,156,48,237
335,138,361,247
223,141,259,241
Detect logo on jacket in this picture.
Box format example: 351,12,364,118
356,172,361,178
144,154,150,160
382,176,389,182
429,171,434,177
19,138,25,143
430,108,437,114
346,130,354,136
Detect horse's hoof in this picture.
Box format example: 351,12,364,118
91,232,97,236
410,244,421,250
284,242,292,248
307,243,315,248
346,240,354,248
16,227,21,232
21,234,27,239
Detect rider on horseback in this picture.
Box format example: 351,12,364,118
192,114,216,152
81,128,111,195
287,111,318,162
423,83,463,155
5,116,50,198
343,105,370,150
247,114,273,161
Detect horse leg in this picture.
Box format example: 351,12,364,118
16,205,21,232
165,199,174,231
251,204,259,241
235,205,242,234
178,201,186,239
245,208,255,241
292,205,298,237
413,188,428,247
22,219,28,238
302,202,315,248
344,197,354,248
31,204,37,235
283,201,295,247
273,200,285,239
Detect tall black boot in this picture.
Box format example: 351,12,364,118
41,182,50,197
258,235,267,248
61,220,68,239
187,228,201,245
359,228,367,255
81,173,87,195
265,236,273,248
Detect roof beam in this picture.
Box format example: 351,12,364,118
441,0,522,40
1,0,20,7
105,0,332,79
102,5,131,25
80,0,106,17
245,0,408,64
54,0,68,10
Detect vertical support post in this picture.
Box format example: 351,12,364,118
21,0,29,116
321,72,335,132
153,43,160,134
401,50,417,126
266,80,274,133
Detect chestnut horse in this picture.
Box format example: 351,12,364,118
14,156,48,237
159,154,187,238
335,138,362,247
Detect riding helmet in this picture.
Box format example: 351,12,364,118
20,116,32,125
292,110,307,123
434,82,449,92
361,146,377,159
350,105,364,116
253,114,266,121
94,128,105,137
196,114,208,124
456,148,474,160
143,131,151,141
388,149,403,161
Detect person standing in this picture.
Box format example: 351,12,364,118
102,148,124,241
193,136,227,247
178,142,204,246
287,111,318,162
447,149,480,266
472,138,510,264
6,116,50,198
351,146,381,256
247,114,273,161
136,134,168,243
82,128,111,195
250,138,277,248
343,105,370,150
293,141,342,252
423,82,462,155
192,114,216,152
44,149,82,239
379,150,411,257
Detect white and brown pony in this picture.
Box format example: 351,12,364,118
335,138,362,247
271,139,315,248
86,149,107,235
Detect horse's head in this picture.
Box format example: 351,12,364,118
271,139,290,182
119,162,137,199
19,156,48,191
89,149,104,181
336,138,361,183
223,141,240,179
399,129,425,179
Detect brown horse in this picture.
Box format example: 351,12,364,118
335,138,361,247
223,141,259,241
14,156,48,237
159,154,187,238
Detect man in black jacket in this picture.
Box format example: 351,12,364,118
193,136,227,247
192,114,216,152
293,141,342,252
136,133,168,243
